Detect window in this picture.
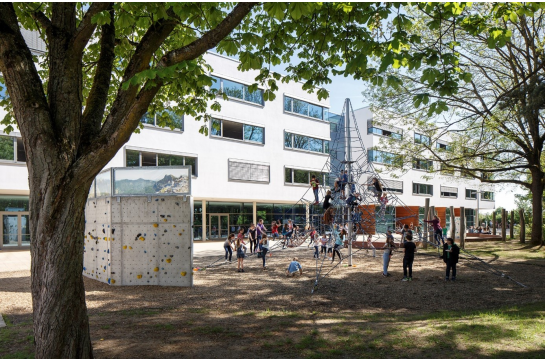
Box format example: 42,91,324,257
481,191,495,201
211,118,264,144
285,167,327,186
140,111,183,130
284,96,328,121
413,183,433,196
413,159,433,171
0,135,25,162
414,133,431,146
440,163,454,175
437,142,451,151
211,76,264,106
228,160,269,183
465,189,477,199
440,186,458,198
125,149,197,176
367,150,402,166
284,132,329,154
368,127,402,140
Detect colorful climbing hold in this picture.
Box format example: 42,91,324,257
129,246,133,250
154,267,159,272
139,237,145,241
181,272,186,276
153,223,158,228
123,245,127,249
111,279,116,284
137,274,142,279
166,258,172,263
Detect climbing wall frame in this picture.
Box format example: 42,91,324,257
83,195,193,287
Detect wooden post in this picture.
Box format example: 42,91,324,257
423,198,429,249
510,210,514,239
449,206,455,239
501,209,507,241
519,209,525,243
460,207,466,249
492,211,496,235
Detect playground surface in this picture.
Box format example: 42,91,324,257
1,240,545,358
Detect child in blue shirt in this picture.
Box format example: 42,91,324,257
286,258,303,276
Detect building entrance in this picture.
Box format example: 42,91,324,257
0,212,30,249
208,214,229,240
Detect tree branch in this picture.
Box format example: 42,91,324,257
80,4,115,153
31,10,52,40
72,2,113,54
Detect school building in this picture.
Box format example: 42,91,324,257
0,33,494,250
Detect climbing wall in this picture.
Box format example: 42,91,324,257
83,195,193,287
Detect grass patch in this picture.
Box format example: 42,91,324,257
154,323,175,331
0,315,34,359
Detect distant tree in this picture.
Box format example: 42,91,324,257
366,3,545,246
0,2,537,358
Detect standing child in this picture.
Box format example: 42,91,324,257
310,174,320,205
236,237,245,272
424,215,444,246
282,223,290,248
308,227,317,248
382,231,395,277
320,233,328,255
401,224,413,243
248,224,257,253
224,234,234,262
366,234,376,257
260,234,270,270
442,237,460,281
401,234,416,281
237,228,246,253
271,221,279,241
313,233,321,258
332,226,344,262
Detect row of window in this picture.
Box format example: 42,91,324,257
284,132,329,154
367,126,454,151
0,135,26,163
126,150,197,176
411,183,494,200
368,127,402,139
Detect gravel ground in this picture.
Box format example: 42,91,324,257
1,242,544,358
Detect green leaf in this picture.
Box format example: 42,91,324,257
264,2,287,21
289,3,310,20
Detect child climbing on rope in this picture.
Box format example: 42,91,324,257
340,170,348,199
401,234,416,281
236,236,245,272
370,177,383,202
286,257,303,277
323,190,334,225
424,215,444,246
310,174,320,205
382,231,395,277
224,233,234,262
441,237,460,281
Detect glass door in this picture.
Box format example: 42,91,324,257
2,214,18,247
0,212,31,249
209,214,229,240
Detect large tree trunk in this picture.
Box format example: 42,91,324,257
530,177,544,246
30,167,94,358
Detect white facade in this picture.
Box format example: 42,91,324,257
0,52,332,247
351,106,495,212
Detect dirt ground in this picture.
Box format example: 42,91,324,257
1,240,545,358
